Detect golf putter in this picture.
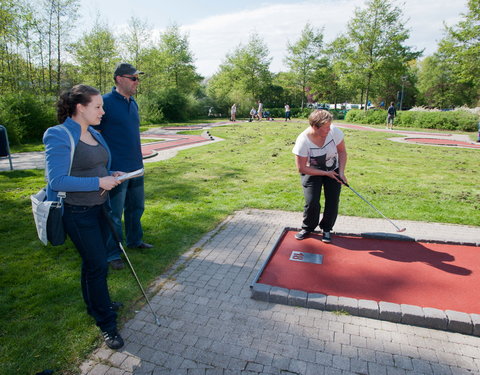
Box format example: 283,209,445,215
102,206,161,326
338,177,406,233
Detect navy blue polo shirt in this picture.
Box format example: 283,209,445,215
94,87,143,172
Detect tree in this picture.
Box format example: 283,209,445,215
71,19,118,93
324,36,360,107
338,0,420,109
119,16,151,67
417,53,474,108
140,24,201,95
207,33,272,112
43,0,79,94
284,23,325,108
437,0,480,106
273,71,302,107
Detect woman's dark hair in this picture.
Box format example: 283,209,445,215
56,84,101,123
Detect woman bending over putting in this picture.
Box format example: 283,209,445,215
292,109,348,243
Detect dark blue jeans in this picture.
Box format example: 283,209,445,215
301,173,342,232
63,203,117,333
106,175,145,261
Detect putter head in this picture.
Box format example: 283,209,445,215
397,228,406,233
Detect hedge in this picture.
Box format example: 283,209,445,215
345,109,478,131
259,107,346,120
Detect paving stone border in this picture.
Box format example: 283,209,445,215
251,227,480,337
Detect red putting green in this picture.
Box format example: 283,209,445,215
257,230,480,314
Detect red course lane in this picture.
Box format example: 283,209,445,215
141,134,209,157
258,231,480,314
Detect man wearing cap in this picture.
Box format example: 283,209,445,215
95,62,153,270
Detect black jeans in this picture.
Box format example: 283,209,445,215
301,173,342,232
63,203,117,333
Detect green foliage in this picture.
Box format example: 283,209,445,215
137,94,165,124
330,109,347,120
140,24,202,96
397,110,479,131
285,23,326,106
335,0,421,108
70,20,119,93
140,88,191,122
436,0,480,106
346,108,479,131
417,54,476,108
345,109,386,124
0,93,56,144
207,33,273,107
0,0,478,129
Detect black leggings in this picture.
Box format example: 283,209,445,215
301,173,341,232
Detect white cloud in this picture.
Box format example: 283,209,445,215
177,0,467,77
181,2,358,76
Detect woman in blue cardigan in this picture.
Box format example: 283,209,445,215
43,84,125,349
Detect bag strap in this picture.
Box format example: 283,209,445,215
56,125,75,201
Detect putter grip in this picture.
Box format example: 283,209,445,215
338,176,349,187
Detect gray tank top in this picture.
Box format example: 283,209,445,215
65,141,109,206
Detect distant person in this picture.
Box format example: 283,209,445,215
44,84,126,349
292,110,348,243
386,102,396,130
477,120,480,142
94,62,153,272
257,101,263,121
285,104,291,121
231,103,237,122
249,107,256,122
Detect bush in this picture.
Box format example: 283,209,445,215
0,92,56,144
138,88,189,123
293,108,312,118
330,109,347,120
346,109,478,131
345,109,368,123
137,94,165,124
455,110,479,131
266,108,285,118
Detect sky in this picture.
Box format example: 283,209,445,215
78,0,469,78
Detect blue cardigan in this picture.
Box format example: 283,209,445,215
43,117,112,201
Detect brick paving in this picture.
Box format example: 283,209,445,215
80,209,480,375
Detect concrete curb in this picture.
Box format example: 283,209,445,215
251,283,479,337
251,228,480,337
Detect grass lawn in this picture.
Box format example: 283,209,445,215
1,120,479,374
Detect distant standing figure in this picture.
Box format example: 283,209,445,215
257,101,263,121
386,102,396,130
285,104,291,121
231,104,237,122
477,120,480,142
